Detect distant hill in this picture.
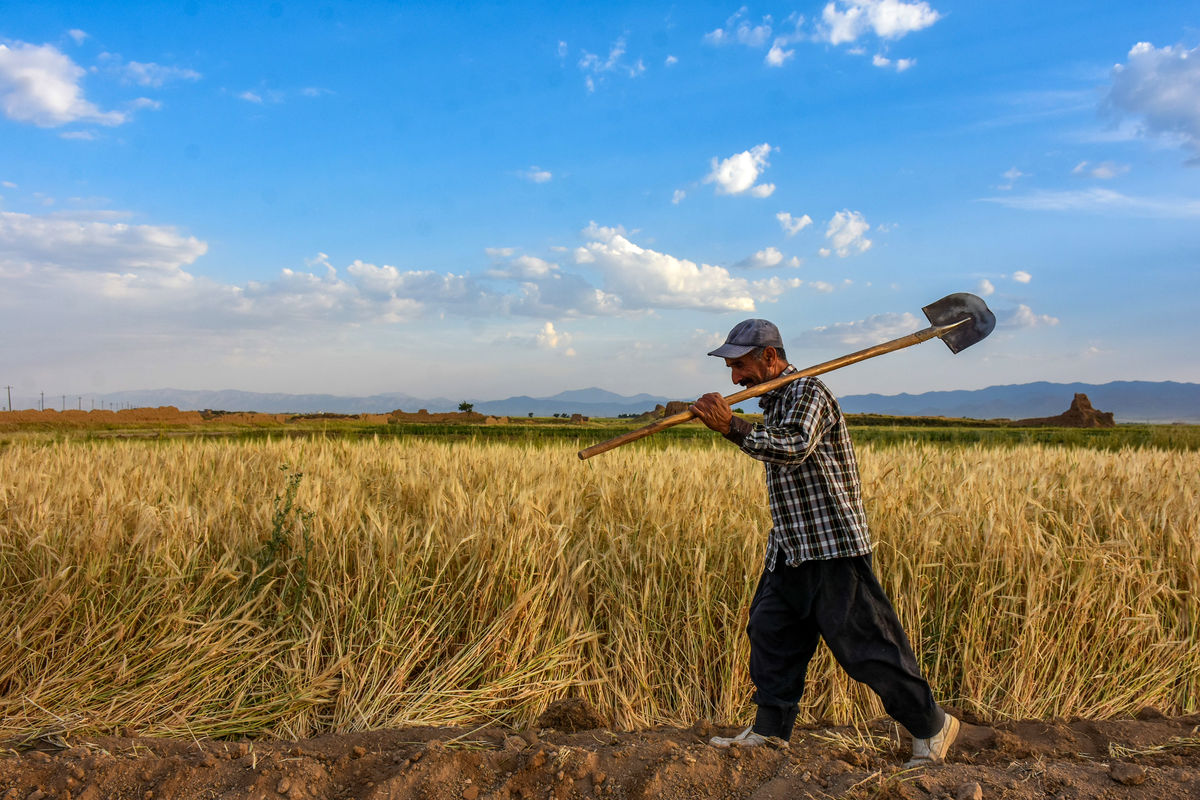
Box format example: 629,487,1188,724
84,381,1198,423
839,381,1200,423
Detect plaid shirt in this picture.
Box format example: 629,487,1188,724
725,366,872,568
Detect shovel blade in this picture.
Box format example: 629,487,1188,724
922,292,996,354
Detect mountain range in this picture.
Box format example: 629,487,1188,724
84,381,1200,423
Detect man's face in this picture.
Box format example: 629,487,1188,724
724,350,775,387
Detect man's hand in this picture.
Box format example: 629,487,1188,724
690,392,733,435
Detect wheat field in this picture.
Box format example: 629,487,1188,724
0,437,1196,740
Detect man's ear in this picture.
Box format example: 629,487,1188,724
762,346,778,365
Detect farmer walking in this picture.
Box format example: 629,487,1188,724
689,318,959,766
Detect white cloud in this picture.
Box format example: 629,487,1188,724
734,247,785,270
1001,304,1058,329
819,0,941,45
704,10,774,48
808,280,835,293
982,188,1200,218
0,210,206,279
819,247,832,257
238,91,263,104
519,166,553,183
766,43,794,67
872,53,915,71
485,247,515,258
557,41,568,59
573,222,801,312
67,30,88,45
0,41,126,127
487,254,559,280
977,278,995,296
578,36,645,91
60,130,95,140
998,167,1025,191
665,55,678,66
787,256,803,267
824,210,872,256
777,211,813,236
1071,160,1129,179
536,321,573,352
1106,42,1200,159
102,56,202,87
705,144,776,197
672,189,686,205
798,311,922,347
1011,270,1031,283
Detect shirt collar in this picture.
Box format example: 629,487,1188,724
757,364,798,410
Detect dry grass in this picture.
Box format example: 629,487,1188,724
0,437,1196,739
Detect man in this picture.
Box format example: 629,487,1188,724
689,318,958,767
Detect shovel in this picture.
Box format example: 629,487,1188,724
577,292,995,460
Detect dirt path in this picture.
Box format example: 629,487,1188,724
3,710,1198,800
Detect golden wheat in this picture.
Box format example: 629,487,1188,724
0,437,1195,739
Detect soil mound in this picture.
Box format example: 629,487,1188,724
1015,393,1116,428
534,698,608,732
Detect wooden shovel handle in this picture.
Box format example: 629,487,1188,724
577,320,963,460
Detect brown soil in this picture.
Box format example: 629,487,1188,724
4,708,1197,800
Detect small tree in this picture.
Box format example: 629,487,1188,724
528,411,533,418
458,401,474,413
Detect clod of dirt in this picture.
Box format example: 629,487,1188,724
956,780,984,800
1135,706,1166,721
534,698,607,732
1109,762,1148,786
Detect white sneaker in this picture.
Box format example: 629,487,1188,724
904,713,960,767
708,726,788,749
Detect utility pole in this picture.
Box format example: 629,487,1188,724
77,396,82,411
40,391,44,411
62,395,66,411
4,385,10,412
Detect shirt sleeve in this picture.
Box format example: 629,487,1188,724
735,379,838,466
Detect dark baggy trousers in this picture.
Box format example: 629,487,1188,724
747,554,943,740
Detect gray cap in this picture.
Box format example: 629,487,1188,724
708,318,784,358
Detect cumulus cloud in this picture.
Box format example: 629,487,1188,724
819,0,941,44
734,247,785,270
518,166,553,183
672,189,686,205
977,278,995,296
665,55,678,66
823,210,872,257
573,222,801,312
536,321,574,355
797,311,922,347
1072,160,1129,179
0,211,206,278
777,211,813,236
705,144,776,197
1001,304,1058,329
0,41,126,127
1106,42,1200,159
486,254,559,280
67,30,88,45
238,91,263,104
1011,270,1031,283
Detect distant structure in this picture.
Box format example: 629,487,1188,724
1015,393,1115,428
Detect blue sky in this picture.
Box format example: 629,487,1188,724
2,0,1198,406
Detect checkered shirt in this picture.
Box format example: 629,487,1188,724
725,366,873,567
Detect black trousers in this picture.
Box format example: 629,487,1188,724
747,554,943,740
